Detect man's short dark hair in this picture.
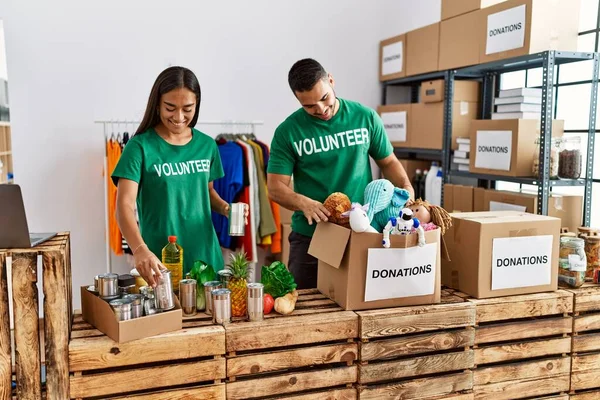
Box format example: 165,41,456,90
288,58,327,93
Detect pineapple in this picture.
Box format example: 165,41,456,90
226,251,250,318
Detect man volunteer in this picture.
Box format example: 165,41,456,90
267,58,414,289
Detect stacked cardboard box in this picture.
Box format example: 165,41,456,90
493,87,542,120
452,138,471,172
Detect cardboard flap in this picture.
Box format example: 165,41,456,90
308,222,351,269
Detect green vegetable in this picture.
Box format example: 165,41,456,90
189,260,217,311
261,261,297,298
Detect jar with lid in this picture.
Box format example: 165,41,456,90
559,237,587,288
130,269,147,293
532,137,560,179
584,232,600,279
558,136,582,180
118,274,136,296
578,226,600,239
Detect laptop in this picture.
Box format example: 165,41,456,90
0,184,57,248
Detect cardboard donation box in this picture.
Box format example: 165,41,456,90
378,104,411,147
443,211,560,298
412,80,480,150
439,10,482,70
406,23,440,76
479,0,580,63
469,119,564,177
400,159,432,182
81,286,182,343
308,222,441,310
380,34,406,81
442,0,507,20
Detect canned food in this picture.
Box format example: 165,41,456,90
130,269,148,293
109,298,133,321
141,287,158,315
204,281,222,315
247,283,264,322
97,273,119,300
218,269,232,288
179,278,197,317
118,274,136,296
212,288,231,325
228,203,246,236
123,294,144,319
154,270,175,311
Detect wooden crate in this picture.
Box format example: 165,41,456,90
356,289,476,400
570,390,600,400
69,313,226,399
464,290,573,400
224,289,358,400
0,123,12,183
1,233,72,400
566,283,600,394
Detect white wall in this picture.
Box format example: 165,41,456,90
1,0,439,309
0,20,7,80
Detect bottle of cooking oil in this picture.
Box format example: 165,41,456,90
161,236,183,294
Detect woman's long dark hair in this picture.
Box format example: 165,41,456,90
135,66,201,135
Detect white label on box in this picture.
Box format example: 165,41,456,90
460,101,469,116
489,201,527,212
486,4,526,55
568,254,586,272
382,111,407,142
491,235,553,290
382,41,403,76
365,243,437,302
475,130,512,171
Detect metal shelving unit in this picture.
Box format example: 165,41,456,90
382,50,599,226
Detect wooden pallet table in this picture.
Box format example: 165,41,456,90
356,289,476,400
224,288,358,400
566,283,600,397
68,312,225,399
463,289,574,400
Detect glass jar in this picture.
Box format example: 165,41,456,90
584,232,600,279
558,136,582,180
578,226,600,239
532,137,560,179
558,237,587,288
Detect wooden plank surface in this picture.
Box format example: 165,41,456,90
571,391,600,400
225,311,357,352
568,284,600,313
69,325,225,371
475,317,572,345
573,332,600,353
43,249,70,399
574,314,600,333
474,337,570,365
359,350,474,384
70,358,225,398
358,371,473,400
0,253,11,400
473,374,570,400
358,302,475,339
11,252,41,400
227,342,356,377
571,353,600,391
225,365,356,399
361,329,474,361
469,291,573,323
268,388,357,400
106,384,225,400
473,356,570,386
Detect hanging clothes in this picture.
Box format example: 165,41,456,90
106,138,124,256
247,139,277,239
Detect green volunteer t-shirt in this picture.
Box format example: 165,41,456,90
111,127,225,274
267,98,393,237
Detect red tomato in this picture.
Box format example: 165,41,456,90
263,294,275,314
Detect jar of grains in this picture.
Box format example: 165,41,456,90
558,136,582,180
559,237,587,288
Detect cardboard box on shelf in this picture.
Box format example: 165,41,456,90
378,104,411,147
469,119,564,177
443,211,560,298
474,187,486,211
439,10,482,70
406,23,440,76
443,184,475,212
479,0,580,63
481,189,583,232
442,0,507,20
308,223,441,310
412,80,480,150
380,34,406,81
281,223,291,266
81,286,182,343
399,159,432,182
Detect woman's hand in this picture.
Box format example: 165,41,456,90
133,244,165,288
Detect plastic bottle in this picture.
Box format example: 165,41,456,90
425,162,440,203
420,170,428,201
162,236,183,294
412,169,423,199
430,169,443,206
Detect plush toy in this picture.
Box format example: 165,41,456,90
323,192,351,228
341,203,379,234
363,179,411,232
407,198,452,235
382,208,426,248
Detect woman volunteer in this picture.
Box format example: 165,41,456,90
112,66,233,287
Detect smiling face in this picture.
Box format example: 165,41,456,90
295,74,338,121
158,87,197,134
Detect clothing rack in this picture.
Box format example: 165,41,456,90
96,119,264,273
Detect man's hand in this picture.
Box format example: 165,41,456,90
299,198,331,225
